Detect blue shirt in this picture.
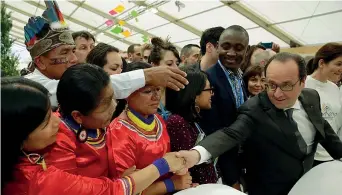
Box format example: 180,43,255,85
218,60,244,108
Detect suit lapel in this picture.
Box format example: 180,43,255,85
298,92,325,136
214,64,237,108
259,92,304,159
241,80,248,100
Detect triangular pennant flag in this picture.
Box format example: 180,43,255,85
105,19,114,26
118,20,125,26
111,26,122,34
122,30,131,37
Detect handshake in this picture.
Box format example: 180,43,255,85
162,150,202,175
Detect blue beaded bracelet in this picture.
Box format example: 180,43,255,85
164,178,175,193
152,158,170,176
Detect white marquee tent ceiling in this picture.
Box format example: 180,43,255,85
4,0,342,66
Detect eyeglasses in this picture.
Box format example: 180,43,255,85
265,79,300,92
202,87,214,94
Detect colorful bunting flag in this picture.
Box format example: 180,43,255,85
109,10,117,15
131,10,138,17
122,30,131,37
111,26,122,34
105,19,114,26
109,5,125,15
114,5,125,13
131,10,139,22
118,20,126,26
142,35,149,43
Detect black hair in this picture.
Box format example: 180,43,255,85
264,52,307,82
72,30,96,42
121,57,129,73
149,37,181,65
57,63,110,116
126,61,152,71
112,62,152,118
86,42,120,68
180,44,200,57
306,43,342,75
224,25,249,40
200,26,225,56
1,77,50,188
127,44,141,54
165,67,208,122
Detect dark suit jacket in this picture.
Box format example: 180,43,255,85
199,62,248,185
199,88,342,195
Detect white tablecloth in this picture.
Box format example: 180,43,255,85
289,160,342,195
174,184,246,195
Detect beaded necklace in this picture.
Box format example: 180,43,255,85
126,108,156,132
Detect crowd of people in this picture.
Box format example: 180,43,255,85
2,1,342,195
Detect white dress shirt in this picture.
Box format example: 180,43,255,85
25,69,145,107
194,100,317,164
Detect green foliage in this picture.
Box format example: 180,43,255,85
1,4,20,76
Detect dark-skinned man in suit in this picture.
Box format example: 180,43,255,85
198,25,249,190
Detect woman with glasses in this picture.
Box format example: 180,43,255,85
1,76,185,195
305,43,342,166
108,62,192,195
165,67,218,184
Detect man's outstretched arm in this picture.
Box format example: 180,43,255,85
112,66,189,99
177,113,254,168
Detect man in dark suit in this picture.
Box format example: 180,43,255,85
177,52,342,195
198,25,249,188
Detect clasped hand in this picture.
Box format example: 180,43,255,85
163,150,201,175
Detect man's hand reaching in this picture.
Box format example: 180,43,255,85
144,66,188,91
176,150,201,169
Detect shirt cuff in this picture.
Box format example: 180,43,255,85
110,69,145,99
128,69,146,89
192,146,212,165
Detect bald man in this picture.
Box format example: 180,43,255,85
251,50,276,66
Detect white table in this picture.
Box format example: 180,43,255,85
289,160,342,195
174,184,246,195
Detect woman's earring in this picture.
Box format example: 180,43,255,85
194,100,200,113
195,105,200,113
77,124,88,143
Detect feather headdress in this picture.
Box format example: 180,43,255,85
24,0,69,47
